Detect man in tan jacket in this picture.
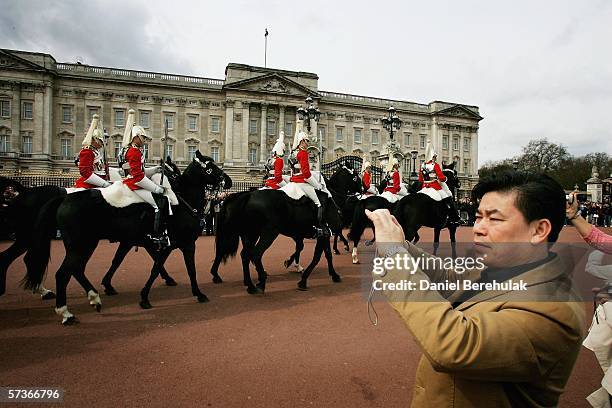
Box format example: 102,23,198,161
367,171,586,407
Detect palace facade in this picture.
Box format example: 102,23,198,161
0,49,482,196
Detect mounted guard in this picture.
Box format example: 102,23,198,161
75,114,111,189
361,161,377,196
418,140,462,225
119,109,169,248
380,157,403,203
263,131,286,190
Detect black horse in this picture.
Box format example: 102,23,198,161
24,151,226,324
210,169,355,293
393,162,462,256
99,159,232,296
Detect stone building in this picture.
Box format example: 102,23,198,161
0,48,483,197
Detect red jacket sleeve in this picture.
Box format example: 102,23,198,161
274,157,283,183
126,147,144,182
298,150,311,180
418,169,424,184
78,149,94,179
363,172,371,190
391,171,401,193
434,163,446,182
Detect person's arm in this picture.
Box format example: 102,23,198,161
434,163,446,182
78,149,94,179
299,150,312,180
274,158,283,184
363,172,370,190
127,148,145,183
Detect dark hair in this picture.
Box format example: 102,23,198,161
471,170,565,242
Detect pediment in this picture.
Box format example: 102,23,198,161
223,73,320,98
434,105,483,120
0,50,48,72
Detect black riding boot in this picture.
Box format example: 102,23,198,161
149,195,171,250
314,205,330,238
443,197,463,226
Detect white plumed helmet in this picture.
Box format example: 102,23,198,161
82,114,104,147
292,118,310,150
425,140,437,162
272,131,285,156
122,109,148,147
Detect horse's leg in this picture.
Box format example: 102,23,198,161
433,228,441,256
298,238,326,291
101,241,132,296
251,230,279,292
240,236,259,295
0,240,26,297
283,238,298,270
289,239,305,273
333,233,340,255
339,231,350,253
143,246,177,287
323,237,341,283
72,261,102,312
449,226,457,258
54,261,75,325
180,241,208,303
210,250,224,284
139,247,172,309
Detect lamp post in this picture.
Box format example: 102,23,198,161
296,96,322,170
381,106,402,141
512,160,519,171
410,149,418,182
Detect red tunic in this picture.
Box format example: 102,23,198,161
384,170,400,194
265,157,284,189
75,147,104,189
123,146,145,191
362,171,372,191
419,161,446,190
289,149,312,183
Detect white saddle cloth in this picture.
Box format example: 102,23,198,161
380,191,400,203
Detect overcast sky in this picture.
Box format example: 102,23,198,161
1,0,611,165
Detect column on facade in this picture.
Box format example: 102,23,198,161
241,101,250,162
459,130,465,175
472,131,478,175
33,88,45,157
259,103,268,163
177,101,186,161
224,100,234,165
151,98,162,159
431,116,439,154
279,104,285,138
11,82,21,153
42,83,53,157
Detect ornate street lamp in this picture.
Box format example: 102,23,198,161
296,97,321,132
410,149,418,182
512,160,519,170
381,106,402,140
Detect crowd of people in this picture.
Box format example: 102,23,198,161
578,201,612,227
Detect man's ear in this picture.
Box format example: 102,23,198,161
530,219,552,244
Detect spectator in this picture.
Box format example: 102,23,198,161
566,193,612,254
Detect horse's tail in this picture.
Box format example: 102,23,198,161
22,195,64,290
348,199,367,243
214,192,249,263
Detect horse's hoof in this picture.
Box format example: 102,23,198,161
283,260,291,269
93,303,102,312
297,281,308,291
197,294,209,303
344,245,350,252
246,287,263,295
256,283,266,292
332,274,342,283
139,300,153,309
164,278,178,287
212,276,223,284
62,316,79,326
333,249,340,255
352,257,359,264
104,287,118,296
41,291,56,300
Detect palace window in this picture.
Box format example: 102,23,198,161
88,107,99,124
249,119,258,134
188,145,197,161
453,136,459,151
463,137,470,152
210,146,219,162
140,111,150,128
22,101,33,120
285,122,293,136
336,127,343,142
354,128,362,144
62,106,72,123
267,120,276,136
60,138,72,158
114,141,121,158
404,133,411,146
442,135,449,150
165,144,173,160
211,117,220,133
0,135,9,153
188,114,198,131
464,159,471,174
420,135,426,149
22,134,32,153
114,109,125,127
371,130,379,145
249,148,257,164
318,126,326,143
1,100,11,118
164,113,175,130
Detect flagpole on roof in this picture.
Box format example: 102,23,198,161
264,28,269,68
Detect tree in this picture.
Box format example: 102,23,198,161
517,138,570,172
